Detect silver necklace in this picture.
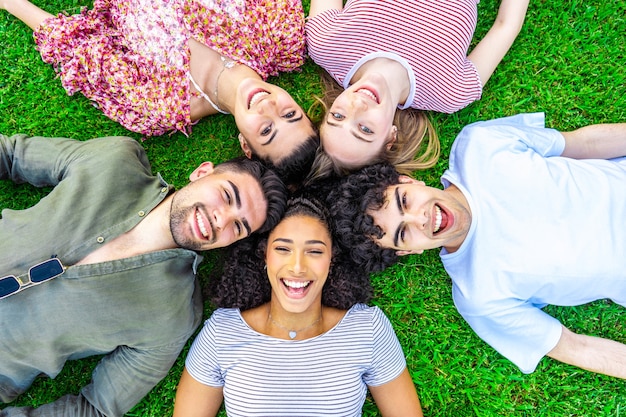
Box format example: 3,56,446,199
268,311,322,339
188,55,236,115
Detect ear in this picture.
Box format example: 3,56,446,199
385,125,398,151
189,161,214,182
396,249,424,256
238,133,253,159
398,175,424,186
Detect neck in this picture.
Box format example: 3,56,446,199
188,39,261,114
217,64,261,113
351,57,411,106
266,301,324,340
132,194,179,252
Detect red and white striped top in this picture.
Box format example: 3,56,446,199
306,0,483,113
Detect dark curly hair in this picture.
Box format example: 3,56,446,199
209,195,372,310
324,163,402,274
249,123,320,191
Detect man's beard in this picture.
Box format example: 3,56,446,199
169,198,217,251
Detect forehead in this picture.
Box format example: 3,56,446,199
270,214,331,242
265,120,315,163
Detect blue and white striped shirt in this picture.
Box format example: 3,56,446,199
185,303,407,416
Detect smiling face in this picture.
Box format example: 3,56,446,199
234,78,315,166
169,163,267,251
265,214,332,314
320,73,398,170
368,178,471,255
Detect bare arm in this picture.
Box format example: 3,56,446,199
1,0,53,31
546,326,626,379
560,123,626,159
308,0,343,18
173,368,224,417
468,0,529,86
368,368,424,417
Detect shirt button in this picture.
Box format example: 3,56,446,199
161,187,168,194
138,210,145,217
96,236,105,244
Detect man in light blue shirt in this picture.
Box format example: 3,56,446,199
328,113,626,379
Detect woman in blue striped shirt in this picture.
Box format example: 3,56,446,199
173,196,422,416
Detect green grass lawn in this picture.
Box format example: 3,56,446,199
1,0,625,416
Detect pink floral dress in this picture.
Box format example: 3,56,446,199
34,0,306,137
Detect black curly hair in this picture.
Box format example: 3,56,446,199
209,195,372,310
248,123,320,191
324,163,402,275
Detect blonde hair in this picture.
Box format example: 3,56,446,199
305,71,439,184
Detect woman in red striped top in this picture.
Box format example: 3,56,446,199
305,0,529,181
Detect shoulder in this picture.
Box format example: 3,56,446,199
341,304,392,330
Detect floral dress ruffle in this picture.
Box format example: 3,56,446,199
34,0,306,137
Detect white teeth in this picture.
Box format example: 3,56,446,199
356,88,377,102
283,279,311,289
196,211,208,238
249,91,269,107
433,206,442,233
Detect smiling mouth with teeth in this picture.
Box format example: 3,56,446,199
195,210,212,240
356,88,378,103
433,205,442,234
248,90,270,108
282,279,312,294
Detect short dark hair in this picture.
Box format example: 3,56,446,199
209,195,372,310
214,157,287,234
250,124,320,190
324,163,402,274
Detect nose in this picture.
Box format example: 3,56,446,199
405,209,428,231
288,251,307,275
350,93,368,111
256,95,277,115
213,207,236,231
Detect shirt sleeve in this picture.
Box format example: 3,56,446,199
1,343,188,417
185,315,224,388
0,134,148,187
363,307,407,387
453,288,563,374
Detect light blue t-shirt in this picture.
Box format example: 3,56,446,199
441,113,626,373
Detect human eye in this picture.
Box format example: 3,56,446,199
359,124,373,134
283,110,296,119
330,112,345,121
307,247,324,255
399,225,407,243
234,221,243,237
223,188,232,205
274,245,291,253
401,192,407,210
261,124,272,136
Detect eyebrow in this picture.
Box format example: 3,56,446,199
393,187,405,247
272,238,328,246
228,180,252,236
261,114,304,146
325,119,373,143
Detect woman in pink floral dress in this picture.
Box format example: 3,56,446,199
1,0,318,186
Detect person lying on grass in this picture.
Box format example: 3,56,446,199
0,0,318,187
304,0,529,183
0,133,287,417
173,196,423,416
326,113,626,378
